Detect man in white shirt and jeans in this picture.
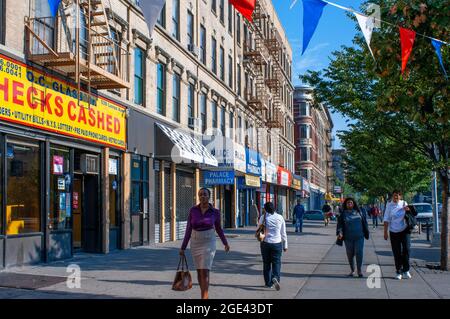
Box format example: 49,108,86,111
258,202,288,291
384,190,412,280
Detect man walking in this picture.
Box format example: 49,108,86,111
322,202,332,226
293,200,305,233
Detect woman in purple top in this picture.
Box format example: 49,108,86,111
180,188,230,299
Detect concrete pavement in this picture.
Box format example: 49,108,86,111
0,220,449,299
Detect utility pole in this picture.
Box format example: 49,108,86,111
432,170,440,234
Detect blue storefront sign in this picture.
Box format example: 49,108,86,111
246,148,261,176
204,171,235,185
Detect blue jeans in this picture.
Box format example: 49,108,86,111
260,242,283,286
295,218,303,232
344,237,365,273
372,216,378,227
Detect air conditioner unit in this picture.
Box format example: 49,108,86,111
188,117,202,130
80,154,99,175
188,44,199,57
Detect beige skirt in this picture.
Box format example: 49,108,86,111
190,229,216,270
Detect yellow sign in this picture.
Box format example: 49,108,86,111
0,54,126,150
245,174,261,188
291,178,302,190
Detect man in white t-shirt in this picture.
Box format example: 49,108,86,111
383,190,412,280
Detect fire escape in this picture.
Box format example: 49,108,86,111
243,1,269,120
25,0,130,103
265,28,284,130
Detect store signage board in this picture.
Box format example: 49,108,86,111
0,54,127,150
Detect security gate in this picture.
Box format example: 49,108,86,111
176,170,195,240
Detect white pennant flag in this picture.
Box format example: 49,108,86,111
354,12,375,60
140,0,166,37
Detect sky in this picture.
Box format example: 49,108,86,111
272,0,366,149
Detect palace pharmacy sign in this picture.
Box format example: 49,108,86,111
0,54,126,150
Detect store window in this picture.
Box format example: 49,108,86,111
6,139,41,235
131,155,149,215
49,146,71,230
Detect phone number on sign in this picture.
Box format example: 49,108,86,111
0,58,23,77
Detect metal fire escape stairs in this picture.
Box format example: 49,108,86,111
25,0,129,108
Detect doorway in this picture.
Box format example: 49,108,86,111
72,174,100,253
224,189,232,228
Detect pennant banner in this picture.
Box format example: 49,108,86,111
399,27,416,75
354,13,375,60
431,39,448,79
302,0,328,55
140,0,167,36
48,0,62,17
230,0,256,23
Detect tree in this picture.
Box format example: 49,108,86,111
339,123,431,202
301,0,450,269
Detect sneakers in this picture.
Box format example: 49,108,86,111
272,278,281,291
395,273,402,280
403,271,412,279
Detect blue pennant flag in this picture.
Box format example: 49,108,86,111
302,0,328,55
431,39,448,79
48,0,62,17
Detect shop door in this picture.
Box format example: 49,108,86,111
72,175,100,252
238,190,246,227
83,175,100,252
224,189,232,228
72,177,82,250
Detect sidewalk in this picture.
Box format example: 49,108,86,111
0,220,449,299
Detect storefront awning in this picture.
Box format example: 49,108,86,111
155,123,218,167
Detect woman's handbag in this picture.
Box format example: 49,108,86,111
172,255,193,291
255,213,267,242
336,236,344,246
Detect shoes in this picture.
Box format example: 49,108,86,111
272,278,281,291
403,271,412,279
264,285,273,289
358,273,364,278
395,273,402,280
347,272,354,277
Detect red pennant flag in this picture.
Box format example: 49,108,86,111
230,0,256,22
399,27,416,75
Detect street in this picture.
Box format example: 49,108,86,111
0,220,448,299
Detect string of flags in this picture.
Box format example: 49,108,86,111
293,0,448,78
47,0,447,78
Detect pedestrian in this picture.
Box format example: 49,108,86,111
293,199,305,233
179,188,230,299
322,202,332,226
336,198,369,278
370,205,380,229
258,202,288,291
383,190,412,280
